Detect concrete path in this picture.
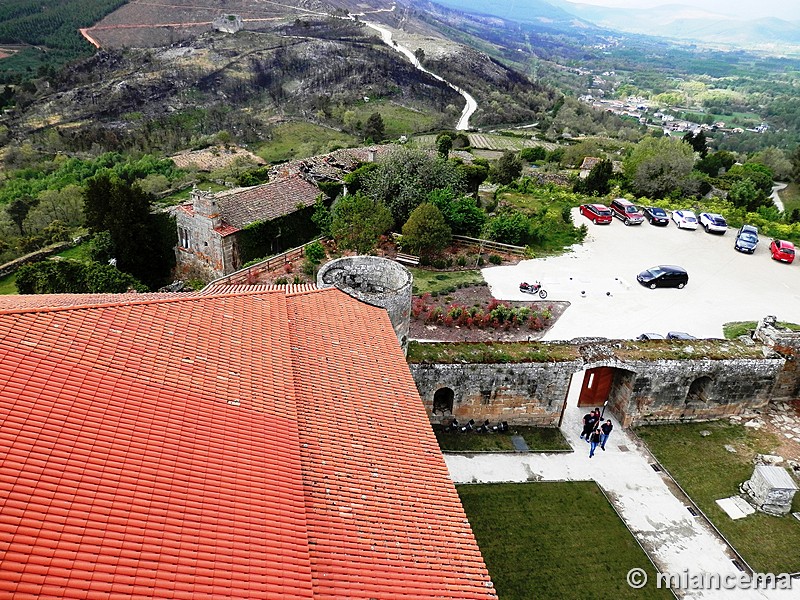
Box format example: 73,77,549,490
446,373,796,599
771,182,787,213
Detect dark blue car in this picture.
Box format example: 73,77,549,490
734,224,759,254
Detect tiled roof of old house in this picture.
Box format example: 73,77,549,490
214,174,321,228
0,287,494,599
268,145,393,182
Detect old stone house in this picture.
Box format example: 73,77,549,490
174,174,322,279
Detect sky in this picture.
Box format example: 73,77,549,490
566,0,800,21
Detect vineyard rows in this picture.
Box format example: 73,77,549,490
414,133,557,152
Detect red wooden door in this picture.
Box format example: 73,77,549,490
578,367,614,407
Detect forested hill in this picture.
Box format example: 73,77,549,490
0,0,127,80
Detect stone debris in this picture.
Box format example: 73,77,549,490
724,444,737,453
755,454,783,465
743,419,764,429
699,430,711,437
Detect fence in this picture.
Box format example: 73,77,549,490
451,234,527,256
204,237,325,288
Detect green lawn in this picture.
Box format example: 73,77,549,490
779,182,800,216
0,272,17,294
723,320,800,339
636,421,800,573
433,425,570,452
56,242,93,262
345,100,442,139
254,122,358,163
459,482,673,600
409,267,485,295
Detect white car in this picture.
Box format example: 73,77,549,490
672,209,698,230
698,212,727,234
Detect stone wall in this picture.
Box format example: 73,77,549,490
611,357,783,427
754,316,800,402
410,350,785,428
411,360,581,426
317,256,412,353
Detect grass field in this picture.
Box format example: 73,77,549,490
346,101,441,139
458,482,673,600
636,421,800,574
433,425,570,452
408,267,485,295
779,182,800,216
723,320,800,339
254,122,357,163
0,272,17,294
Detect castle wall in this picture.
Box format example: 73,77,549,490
410,354,784,428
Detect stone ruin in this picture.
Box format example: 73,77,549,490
740,464,799,516
212,15,243,34
317,256,412,354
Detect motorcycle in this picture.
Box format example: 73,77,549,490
519,281,547,299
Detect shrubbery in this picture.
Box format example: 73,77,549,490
411,294,553,331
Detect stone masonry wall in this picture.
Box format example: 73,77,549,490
411,361,581,426
612,358,783,427
754,316,800,402
410,354,784,428
318,256,412,353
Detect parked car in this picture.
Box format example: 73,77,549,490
636,333,666,341
609,198,644,225
734,225,759,254
637,265,688,289
579,203,613,224
671,210,698,230
770,239,795,263
643,206,669,226
699,212,727,234
666,331,697,340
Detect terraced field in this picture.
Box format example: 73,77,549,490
415,133,557,151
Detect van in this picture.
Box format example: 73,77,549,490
609,198,644,225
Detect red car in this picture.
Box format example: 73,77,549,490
770,239,795,263
580,203,613,224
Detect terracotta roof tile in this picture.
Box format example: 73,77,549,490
0,287,494,599
215,175,321,228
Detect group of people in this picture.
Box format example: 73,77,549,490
580,408,613,458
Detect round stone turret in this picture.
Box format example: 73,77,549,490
317,256,412,354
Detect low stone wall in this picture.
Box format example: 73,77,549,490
0,239,80,279
411,360,581,426
410,349,785,428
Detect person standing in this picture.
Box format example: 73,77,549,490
600,419,613,451
580,410,594,439
589,428,602,458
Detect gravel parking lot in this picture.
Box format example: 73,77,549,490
484,207,800,341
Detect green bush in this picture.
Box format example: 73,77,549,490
488,254,502,265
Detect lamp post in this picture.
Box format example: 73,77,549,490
600,400,609,419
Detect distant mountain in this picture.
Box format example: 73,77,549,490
550,1,800,52
425,0,587,27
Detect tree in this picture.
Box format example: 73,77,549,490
695,150,737,177
363,112,385,143
311,196,331,237
489,151,523,185
623,137,696,199
304,240,326,265
682,130,708,158
728,178,770,212
361,147,466,226
575,159,613,196
401,204,451,258
6,195,39,235
750,147,792,182
330,192,392,253
725,163,774,195
83,172,175,289
791,146,800,183
436,134,453,158
458,160,489,196
519,147,547,162
428,188,486,236
15,260,147,294
485,212,530,246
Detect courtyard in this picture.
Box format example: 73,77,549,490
483,208,800,341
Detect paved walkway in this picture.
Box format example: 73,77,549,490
445,373,796,599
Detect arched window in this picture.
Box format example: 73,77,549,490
433,387,455,414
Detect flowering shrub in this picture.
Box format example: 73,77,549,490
411,297,554,331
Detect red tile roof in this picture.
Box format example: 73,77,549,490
215,175,321,228
0,288,494,599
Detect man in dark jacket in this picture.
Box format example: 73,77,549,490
600,419,613,451
589,428,602,458
580,410,595,439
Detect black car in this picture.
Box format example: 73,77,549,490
734,224,759,254
637,265,688,289
643,206,669,226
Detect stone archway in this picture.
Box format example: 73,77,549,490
687,375,713,404
433,387,455,415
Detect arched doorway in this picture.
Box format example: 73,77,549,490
687,376,713,404
433,387,455,415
